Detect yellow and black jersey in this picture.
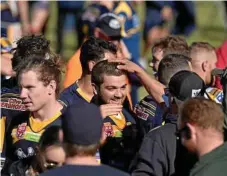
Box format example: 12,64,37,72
113,1,140,38
5,109,64,162
100,108,138,171
1,87,26,165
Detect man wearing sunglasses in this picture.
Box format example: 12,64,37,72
131,70,204,176
178,97,227,176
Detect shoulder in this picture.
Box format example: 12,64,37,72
204,87,223,104
59,82,78,106
98,165,130,176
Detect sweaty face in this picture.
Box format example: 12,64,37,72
98,75,128,105
19,70,51,112
150,48,163,73
43,145,65,169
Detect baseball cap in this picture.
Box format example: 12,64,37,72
169,70,206,101
62,102,103,145
96,13,122,40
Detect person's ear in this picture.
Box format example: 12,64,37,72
88,61,96,72
186,123,196,140
47,80,57,95
201,60,208,72
92,83,98,95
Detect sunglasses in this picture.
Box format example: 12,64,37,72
44,161,59,170
175,125,190,139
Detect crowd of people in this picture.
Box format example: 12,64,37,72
1,1,227,176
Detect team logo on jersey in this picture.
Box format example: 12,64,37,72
134,105,149,121
103,122,114,137
16,123,27,139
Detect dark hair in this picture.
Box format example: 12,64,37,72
80,36,117,71
16,54,63,96
152,35,190,57
11,35,52,70
33,126,62,173
158,54,191,86
91,60,127,86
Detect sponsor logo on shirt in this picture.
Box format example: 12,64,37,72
0,98,26,111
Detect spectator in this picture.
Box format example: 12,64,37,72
91,60,138,171
8,126,65,176
40,103,129,176
56,1,85,54
215,40,227,89
178,97,227,176
130,70,203,176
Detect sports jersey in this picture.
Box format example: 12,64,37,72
5,107,65,162
60,81,92,107
98,105,138,171
134,95,164,137
1,86,26,168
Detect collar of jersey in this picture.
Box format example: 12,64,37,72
29,111,62,133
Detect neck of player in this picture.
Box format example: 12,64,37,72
33,100,63,121
78,75,94,99
65,156,100,166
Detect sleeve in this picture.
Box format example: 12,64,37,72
130,134,167,176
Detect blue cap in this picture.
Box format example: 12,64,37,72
62,102,103,145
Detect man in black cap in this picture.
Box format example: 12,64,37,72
40,103,129,176
131,70,204,176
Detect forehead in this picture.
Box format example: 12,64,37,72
19,70,40,83
102,75,127,86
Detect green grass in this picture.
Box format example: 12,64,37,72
45,1,227,100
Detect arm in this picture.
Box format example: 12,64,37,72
112,59,165,103
17,1,31,35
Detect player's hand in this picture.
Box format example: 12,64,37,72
110,59,142,74
100,104,123,118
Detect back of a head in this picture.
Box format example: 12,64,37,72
169,70,205,101
11,35,51,70
62,103,103,157
80,36,117,71
189,42,215,62
152,35,189,57
180,97,224,133
158,54,191,86
91,60,127,86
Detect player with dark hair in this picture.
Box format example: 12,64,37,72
60,36,117,107
91,60,138,171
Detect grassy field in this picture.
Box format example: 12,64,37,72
45,1,227,100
